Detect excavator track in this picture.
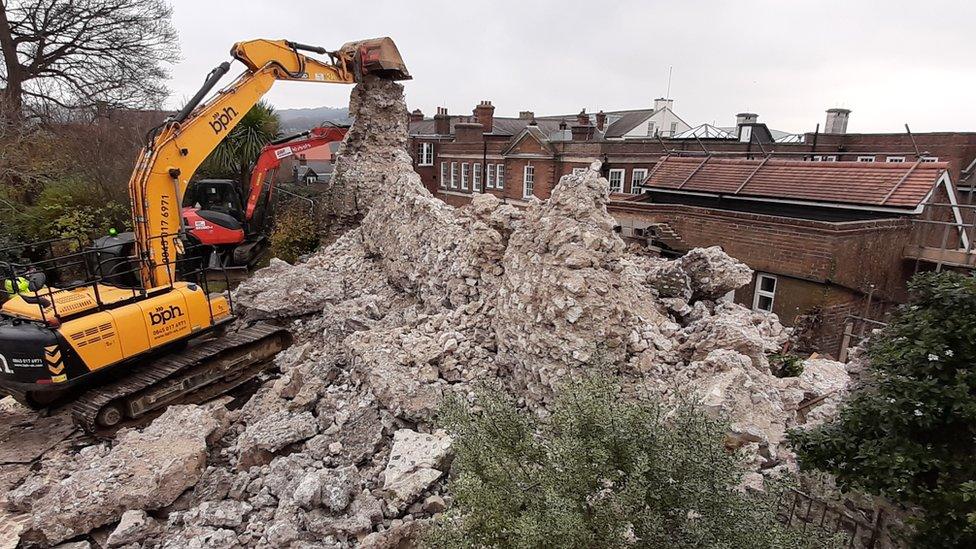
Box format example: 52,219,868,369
71,323,290,433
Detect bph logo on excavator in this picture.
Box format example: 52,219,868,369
150,305,184,326
209,106,239,135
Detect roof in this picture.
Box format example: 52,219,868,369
641,156,949,209
713,126,803,143
298,160,334,175
297,142,333,161
674,124,734,139
501,125,557,156
409,115,572,138
603,109,655,138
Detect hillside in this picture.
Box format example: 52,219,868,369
276,105,350,132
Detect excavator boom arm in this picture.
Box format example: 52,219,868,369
244,126,348,222
128,38,407,287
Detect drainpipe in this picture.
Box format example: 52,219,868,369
482,137,488,195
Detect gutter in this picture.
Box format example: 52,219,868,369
641,187,923,216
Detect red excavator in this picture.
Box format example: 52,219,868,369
181,125,348,268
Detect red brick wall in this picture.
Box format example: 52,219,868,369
610,201,913,355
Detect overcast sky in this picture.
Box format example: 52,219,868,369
166,0,976,134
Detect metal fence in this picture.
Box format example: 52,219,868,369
777,488,888,548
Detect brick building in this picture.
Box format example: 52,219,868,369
409,103,976,203
408,103,976,357
611,157,965,355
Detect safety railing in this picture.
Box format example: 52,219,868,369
776,488,888,548
0,233,233,326
905,200,976,271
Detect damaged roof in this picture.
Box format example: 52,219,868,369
642,156,950,210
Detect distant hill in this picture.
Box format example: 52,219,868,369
276,106,350,133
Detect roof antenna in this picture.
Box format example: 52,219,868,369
666,65,673,98
905,123,922,157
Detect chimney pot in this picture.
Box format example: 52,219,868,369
519,110,534,120
409,108,424,123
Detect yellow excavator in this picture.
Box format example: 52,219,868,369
0,37,409,431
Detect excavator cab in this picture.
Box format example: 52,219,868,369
184,180,244,221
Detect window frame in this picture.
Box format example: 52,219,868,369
523,164,534,198
418,142,434,166
752,273,777,313
886,156,906,163
486,164,495,189
607,168,625,193
921,156,939,163
630,168,648,194
473,163,482,191
496,164,505,189
812,155,837,162
439,162,448,188
857,155,876,162
450,162,458,189
461,162,469,190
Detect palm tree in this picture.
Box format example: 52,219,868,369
200,100,281,189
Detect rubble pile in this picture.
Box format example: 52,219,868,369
0,77,854,548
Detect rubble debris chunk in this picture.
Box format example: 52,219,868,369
18,405,220,547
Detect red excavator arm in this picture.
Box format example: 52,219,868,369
244,126,348,222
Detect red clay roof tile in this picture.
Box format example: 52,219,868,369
642,156,947,209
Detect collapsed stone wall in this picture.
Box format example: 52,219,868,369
1,78,853,548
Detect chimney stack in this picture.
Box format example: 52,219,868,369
736,112,758,126
653,98,674,111
519,110,534,120
434,107,450,135
576,109,590,127
824,108,851,134
596,110,607,131
409,108,424,123
473,100,494,134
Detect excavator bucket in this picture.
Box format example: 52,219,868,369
340,37,410,81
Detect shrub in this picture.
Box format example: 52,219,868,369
769,352,804,378
789,271,976,547
22,177,129,249
269,207,320,264
426,376,841,549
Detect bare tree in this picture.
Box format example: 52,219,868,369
0,0,179,118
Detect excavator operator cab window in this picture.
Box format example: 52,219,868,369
184,180,244,221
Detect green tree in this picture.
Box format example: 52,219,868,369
789,271,976,547
200,100,280,187
427,376,841,549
